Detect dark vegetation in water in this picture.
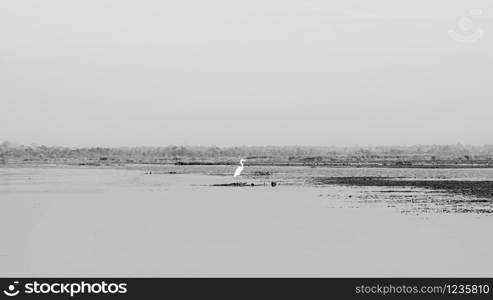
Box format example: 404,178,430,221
212,181,279,187
253,171,273,176
312,177,493,199
212,182,252,187
144,171,177,175
3,141,493,168
353,191,493,215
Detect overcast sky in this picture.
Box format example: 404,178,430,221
1,0,492,147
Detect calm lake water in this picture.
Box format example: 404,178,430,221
1,165,493,276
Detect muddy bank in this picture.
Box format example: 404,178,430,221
212,181,279,187
212,182,253,187
311,177,493,199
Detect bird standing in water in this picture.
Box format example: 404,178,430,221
233,159,245,178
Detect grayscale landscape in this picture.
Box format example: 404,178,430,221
1,0,492,277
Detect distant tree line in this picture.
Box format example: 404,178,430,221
2,141,493,165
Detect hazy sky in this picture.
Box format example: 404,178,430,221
1,0,492,147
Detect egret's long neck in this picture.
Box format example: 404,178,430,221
240,161,244,167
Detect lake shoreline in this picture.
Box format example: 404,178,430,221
3,162,493,169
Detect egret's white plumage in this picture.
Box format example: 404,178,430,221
233,159,245,177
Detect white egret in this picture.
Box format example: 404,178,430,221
233,159,245,177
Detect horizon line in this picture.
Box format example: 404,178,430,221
2,140,493,149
